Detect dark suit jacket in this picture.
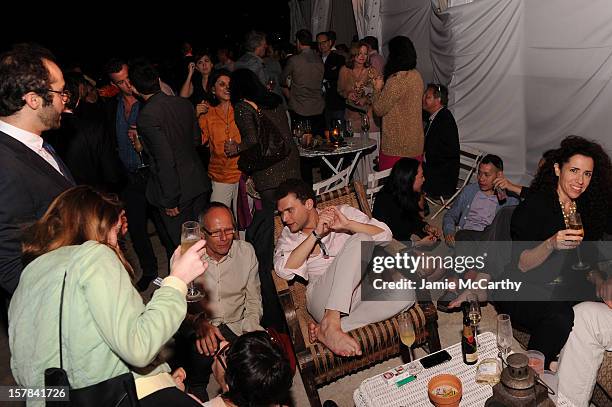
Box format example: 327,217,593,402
323,51,346,111
0,132,74,293
423,107,460,198
137,92,210,209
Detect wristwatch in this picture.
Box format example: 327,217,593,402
312,230,322,241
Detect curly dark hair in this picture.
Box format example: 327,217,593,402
0,43,56,116
223,331,293,406
383,36,417,80
530,136,612,239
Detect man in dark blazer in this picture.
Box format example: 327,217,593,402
317,31,346,127
0,44,75,295
422,83,460,199
130,60,211,246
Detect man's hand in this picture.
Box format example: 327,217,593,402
315,208,335,238
415,234,438,248
424,224,441,239
194,318,226,356
329,207,352,233
445,234,456,247
165,207,180,217
493,176,522,196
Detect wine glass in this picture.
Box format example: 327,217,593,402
398,313,415,361
568,212,590,271
496,314,513,366
293,121,304,144
360,113,370,136
344,119,354,138
181,221,205,302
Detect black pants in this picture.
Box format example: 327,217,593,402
140,387,202,406
182,324,238,402
246,189,286,331
157,193,209,247
122,172,173,279
494,301,574,368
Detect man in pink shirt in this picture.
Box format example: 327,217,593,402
274,179,414,357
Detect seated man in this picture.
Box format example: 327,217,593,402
443,154,519,246
273,179,414,357
184,202,263,401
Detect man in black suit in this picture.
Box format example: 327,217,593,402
317,31,346,127
0,44,75,295
422,83,460,199
129,61,211,246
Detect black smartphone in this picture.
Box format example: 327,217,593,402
420,350,452,368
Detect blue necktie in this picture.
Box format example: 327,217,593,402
42,141,76,185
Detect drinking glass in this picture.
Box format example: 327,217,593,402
496,314,513,366
181,221,205,302
224,136,237,157
293,121,304,144
344,119,354,138
128,125,149,169
467,293,482,347
266,76,276,91
568,212,589,271
360,113,370,136
398,313,415,362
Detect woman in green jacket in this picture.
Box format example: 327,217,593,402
9,186,207,406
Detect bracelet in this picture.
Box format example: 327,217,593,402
312,230,322,241
545,238,554,251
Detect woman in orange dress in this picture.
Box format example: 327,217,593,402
197,69,241,214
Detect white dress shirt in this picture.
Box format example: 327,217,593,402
0,120,62,175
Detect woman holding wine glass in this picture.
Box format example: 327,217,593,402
9,186,208,406
337,42,380,136
497,135,612,370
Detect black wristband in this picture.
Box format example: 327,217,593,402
312,230,322,241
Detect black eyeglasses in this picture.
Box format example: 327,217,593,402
202,227,236,239
47,89,70,103
214,342,231,371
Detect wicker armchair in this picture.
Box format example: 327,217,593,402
272,182,441,406
513,328,611,406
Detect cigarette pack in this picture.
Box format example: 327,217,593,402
381,365,416,386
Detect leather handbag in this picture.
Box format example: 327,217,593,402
238,107,291,174
44,271,140,407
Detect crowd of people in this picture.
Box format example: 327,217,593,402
0,25,611,407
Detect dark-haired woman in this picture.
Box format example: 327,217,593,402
228,69,300,330
372,158,440,245
372,36,424,170
180,52,214,107
204,331,293,406
198,69,241,214
497,136,612,369
9,186,208,406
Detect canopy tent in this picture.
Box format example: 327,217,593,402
291,0,612,182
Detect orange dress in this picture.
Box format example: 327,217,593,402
199,104,242,183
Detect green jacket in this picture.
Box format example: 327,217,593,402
9,241,187,404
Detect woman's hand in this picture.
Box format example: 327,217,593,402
373,76,384,92
424,224,441,239
547,229,583,250
187,62,196,76
414,234,438,248
196,101,209,117
169,240,208,285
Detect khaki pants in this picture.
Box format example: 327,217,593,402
558,301,612,407
306,233,415,332
211,181,239,216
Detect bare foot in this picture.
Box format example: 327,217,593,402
317,315,362,357
308,322,319,343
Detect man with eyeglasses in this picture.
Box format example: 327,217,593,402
180,202,262,401
0,43,75,300
317,31,346,127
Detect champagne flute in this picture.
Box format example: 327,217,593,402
568,212,589,271
360,113,370,137
398,313,416,363
344,119,354,138
128,125,149,169
181,221,205,302
496,314,513,366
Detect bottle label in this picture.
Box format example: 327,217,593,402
465,352,478,363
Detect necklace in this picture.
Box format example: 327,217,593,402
559,199,576,228
213,104,232,136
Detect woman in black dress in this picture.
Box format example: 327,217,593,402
497,136,612,368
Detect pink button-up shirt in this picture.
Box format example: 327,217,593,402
273,205,392,281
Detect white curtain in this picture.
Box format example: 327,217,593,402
289,0,309,40
352,0,384,57
381,0,612,182
312,0,332,38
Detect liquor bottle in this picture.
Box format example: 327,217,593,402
462,303,478,365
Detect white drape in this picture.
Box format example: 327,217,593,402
289,0,309,41
311,0,332,38
352,0,384,58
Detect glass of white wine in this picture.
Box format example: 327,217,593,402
398,313,415,361
568,212,589,271
181,221,205,302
